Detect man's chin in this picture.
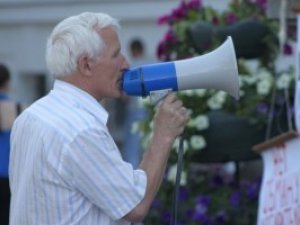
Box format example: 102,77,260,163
111,90,126,99
120,91,128,98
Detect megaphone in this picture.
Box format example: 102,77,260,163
122,36,239,103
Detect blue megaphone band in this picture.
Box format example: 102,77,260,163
122,62,178,96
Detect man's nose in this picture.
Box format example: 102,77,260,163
121,55,130,69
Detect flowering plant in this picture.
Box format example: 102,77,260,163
136,0,296,153
145,167,261,225
134,0,297,224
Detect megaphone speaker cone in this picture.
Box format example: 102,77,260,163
175,36,239,100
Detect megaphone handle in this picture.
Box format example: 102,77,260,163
149,89,173,105
170,136,185,225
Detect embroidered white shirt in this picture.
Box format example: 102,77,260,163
9,80,147,225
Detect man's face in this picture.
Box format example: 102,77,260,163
91,27,129,99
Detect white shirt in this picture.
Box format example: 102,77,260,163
9,80,147,225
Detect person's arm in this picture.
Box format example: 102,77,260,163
124,93,189,222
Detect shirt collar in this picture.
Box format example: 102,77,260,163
52,80,109,125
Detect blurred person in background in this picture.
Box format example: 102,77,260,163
9,12,189,225
122,38,150,168
0,64,20,225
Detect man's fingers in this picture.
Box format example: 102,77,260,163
164,93,177,103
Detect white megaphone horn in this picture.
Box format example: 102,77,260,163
122,36,240,103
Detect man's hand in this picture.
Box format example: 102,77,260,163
153,93,189,143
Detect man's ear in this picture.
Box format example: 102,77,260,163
78,55,93,77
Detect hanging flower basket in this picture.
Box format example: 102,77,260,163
187,109,292,163
187,19,276,59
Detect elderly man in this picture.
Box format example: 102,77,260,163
9,12,189,225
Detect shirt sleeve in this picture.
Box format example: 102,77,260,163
59,127,147,220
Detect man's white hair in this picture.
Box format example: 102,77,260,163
46,12,120,78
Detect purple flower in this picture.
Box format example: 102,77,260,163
187,0,202,10
164,30,178,44
215,210,229,223
195,195,211,207
257,103,268,114
211,174,224,187
161,211,171,223
246,184,259,200
179,186,189,202
212,16,220,25
255,0,267,10
157,14,171,25
225,13,238,25
229,192,241,207
193,195,211,220
157,40,168,60
192,212,212,224
283,43,293,55
171,6,187,21
195,203,208,215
